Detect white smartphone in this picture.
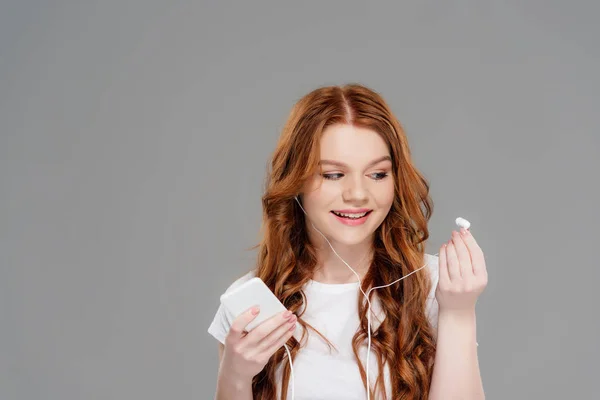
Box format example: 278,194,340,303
220,277,288,332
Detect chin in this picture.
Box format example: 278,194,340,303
328,231,374,247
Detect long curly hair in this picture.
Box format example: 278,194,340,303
250,83,436,399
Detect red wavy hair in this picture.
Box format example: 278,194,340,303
250,83,436,399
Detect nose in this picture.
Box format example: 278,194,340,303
342,175,369,204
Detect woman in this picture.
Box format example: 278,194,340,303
208,84,487,399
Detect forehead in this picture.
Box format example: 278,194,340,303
319,123,389,163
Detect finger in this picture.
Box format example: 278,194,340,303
446,240,461,281
452,230,473,278
438,243,450,285
460,228,486,276
260,321,297,357
228,305,261,341
255,314,297,354
244,310,294,345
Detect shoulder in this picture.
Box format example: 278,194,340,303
424,253,439,298
423,253,440,331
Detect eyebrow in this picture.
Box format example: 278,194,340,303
318,155,392,169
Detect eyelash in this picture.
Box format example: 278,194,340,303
322,172,389,181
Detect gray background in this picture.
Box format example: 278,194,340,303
1,1,598,399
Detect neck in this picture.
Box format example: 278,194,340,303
311,235,374,284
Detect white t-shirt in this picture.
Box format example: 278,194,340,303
208,253,440,400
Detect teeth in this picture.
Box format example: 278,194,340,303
333,211,369,219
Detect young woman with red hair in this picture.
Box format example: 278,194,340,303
208,84,487,399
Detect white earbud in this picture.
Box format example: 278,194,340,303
455,217,471,230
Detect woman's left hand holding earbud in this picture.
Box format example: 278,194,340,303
430,228,486,398
435,227,488,313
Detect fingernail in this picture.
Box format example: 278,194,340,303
289,323,296,331
288,315,297,323
284,310,292,317
251,307,260,315
460,228,466,235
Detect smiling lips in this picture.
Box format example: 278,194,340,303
331,209,373,226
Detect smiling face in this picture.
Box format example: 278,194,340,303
299,123,395,247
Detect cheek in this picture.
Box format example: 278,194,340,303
318,184,342,201
300,185,334,213
374,181,395,209
303,179,339,206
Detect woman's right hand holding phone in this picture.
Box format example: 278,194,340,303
220,306,297,383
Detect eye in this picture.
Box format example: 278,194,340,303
370,172,388,181
322,173,344,180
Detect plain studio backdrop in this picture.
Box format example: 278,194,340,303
1,1,598,399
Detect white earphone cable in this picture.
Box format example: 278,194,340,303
283,343,294,400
